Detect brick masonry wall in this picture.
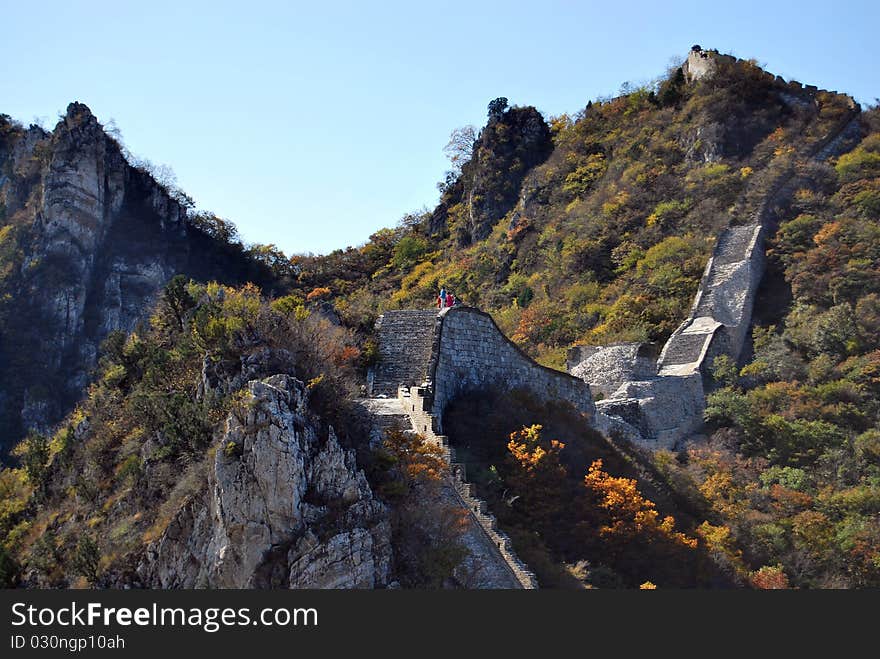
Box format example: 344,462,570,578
429,307,594,431
401,385,539,589
368,309,439,396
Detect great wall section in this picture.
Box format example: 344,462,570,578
364,306,596,589
575,86,862,449
359,51,864,587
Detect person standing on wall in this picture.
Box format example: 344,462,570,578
438,286,447,309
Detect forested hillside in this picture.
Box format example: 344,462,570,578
1,48,878,588
294,55,861,365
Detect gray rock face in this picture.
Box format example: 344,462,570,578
0,104,188,438
138,375,391,588
288,528,387,589
29,105,186,379
0,102,268,447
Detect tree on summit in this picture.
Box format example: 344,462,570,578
488,97,509,120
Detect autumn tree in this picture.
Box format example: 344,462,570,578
71,535,101,585
374,429,467,587
188,212,241,245
246,243,295,279
488,97,509,120
582,459,697,549
443,125,477,175
578,459,698,585
156,275,197,333
16,431,49,487
749,565,790,589
506,425,570,534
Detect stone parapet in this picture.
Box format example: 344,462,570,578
430,307,594,431
399,386,539,589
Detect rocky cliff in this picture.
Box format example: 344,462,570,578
0,103,272,452
430,103,552,245
138,375,391,588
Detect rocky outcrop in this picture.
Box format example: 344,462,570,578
430,105,552,244
26,104,186,388
138,375,391,588
0,102,271,449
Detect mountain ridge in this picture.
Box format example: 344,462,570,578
2,46,879,589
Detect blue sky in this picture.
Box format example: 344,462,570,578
1,0,876,255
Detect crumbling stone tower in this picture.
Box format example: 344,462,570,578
682,44,716,82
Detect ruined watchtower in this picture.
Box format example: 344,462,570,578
682,44,716,82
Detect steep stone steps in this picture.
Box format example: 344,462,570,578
659,331,707,367
369,309,439,396
691,224,761,324
813,110,862,161
711,225,757,267
596,101,862,448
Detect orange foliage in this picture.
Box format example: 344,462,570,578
383,429,446,486
505,425,569,529
749,565,790,589
583,459,698,550
510,305,552,346
812,221,841,247
332,344,361,367
306,286,331,301
768,484,814,514
507,425,566,477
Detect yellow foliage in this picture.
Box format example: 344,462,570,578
601,190,630,216
584,460,698,550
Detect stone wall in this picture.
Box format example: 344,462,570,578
567,343,658,397
682,46,717,82
368,309,439,396
366,306,598,587
658,222,766,378
429,307,594,430
401,385,538,589
583,98,863,449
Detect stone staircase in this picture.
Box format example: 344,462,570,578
708,224,758,267
359,379,538,588
657,220,763,379
692,224,763,326
357,397,411,444
599,102,864,447
400,385,539,589
657,101,861,381
368,310,439,396
814,110,863,162
658,332,710,368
